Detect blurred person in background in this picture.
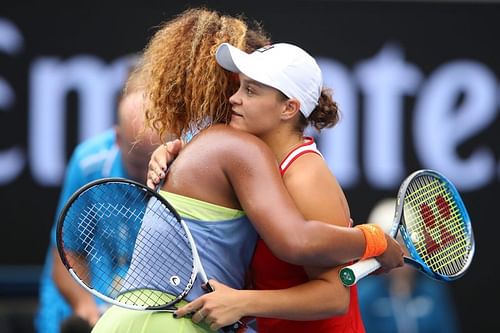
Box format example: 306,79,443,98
357,198,461,333
34,56,164,333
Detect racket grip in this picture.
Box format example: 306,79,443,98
220,321,245,333
339,258,381,286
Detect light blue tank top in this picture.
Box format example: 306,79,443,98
121,191,258,302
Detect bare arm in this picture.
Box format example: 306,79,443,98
156,126,403,268
218,128,401,268
175,264,348,329
52,247,100,325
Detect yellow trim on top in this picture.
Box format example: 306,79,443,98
160,191,245,221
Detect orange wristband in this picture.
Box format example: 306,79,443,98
355,224,388,259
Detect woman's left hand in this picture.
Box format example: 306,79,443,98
146,139,183,189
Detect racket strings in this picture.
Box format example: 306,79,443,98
403,175,472,277
65,184,145,294
119,227,168,307
118,196,196,307
61,182,197,308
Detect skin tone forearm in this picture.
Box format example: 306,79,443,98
147,134,402,269
236,274,348,320
234,267,349,320
176,268,349,328
150,139,366,256
52,248,100,326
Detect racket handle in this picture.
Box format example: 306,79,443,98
220,321,246,333
339,258,381,286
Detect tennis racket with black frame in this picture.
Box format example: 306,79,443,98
56,177,244,332
340,169,475,286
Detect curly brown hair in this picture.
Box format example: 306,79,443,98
142,8,270,140
295,88,340,133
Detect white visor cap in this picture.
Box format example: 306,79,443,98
216,43,322,118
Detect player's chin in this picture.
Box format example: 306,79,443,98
229,119,246,131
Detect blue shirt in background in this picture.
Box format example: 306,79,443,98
357,273,461,333
35,129,128,333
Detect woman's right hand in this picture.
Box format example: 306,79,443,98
174,280,246,331
146,139,183,189
375,235,404,272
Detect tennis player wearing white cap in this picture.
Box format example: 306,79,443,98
173,42,368,332
215,42,322,118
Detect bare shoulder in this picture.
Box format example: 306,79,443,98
284,152,334,187
165,124,278,207
284,152,351,225
195,124,276,161
168,124,282,208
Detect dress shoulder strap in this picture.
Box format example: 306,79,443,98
279,137,323,176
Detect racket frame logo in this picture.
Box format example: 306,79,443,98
170,275,181,286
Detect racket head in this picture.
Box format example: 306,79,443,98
56,177,199,310
398,169,475,281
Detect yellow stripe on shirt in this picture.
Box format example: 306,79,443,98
160,191,245,221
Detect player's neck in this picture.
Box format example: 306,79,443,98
263,132,305,164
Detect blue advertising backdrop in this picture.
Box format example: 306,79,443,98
0,1,498,332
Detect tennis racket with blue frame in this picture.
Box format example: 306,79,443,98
340,169,475,286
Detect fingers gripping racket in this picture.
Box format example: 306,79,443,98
56,177,243,332
340,169,475,286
